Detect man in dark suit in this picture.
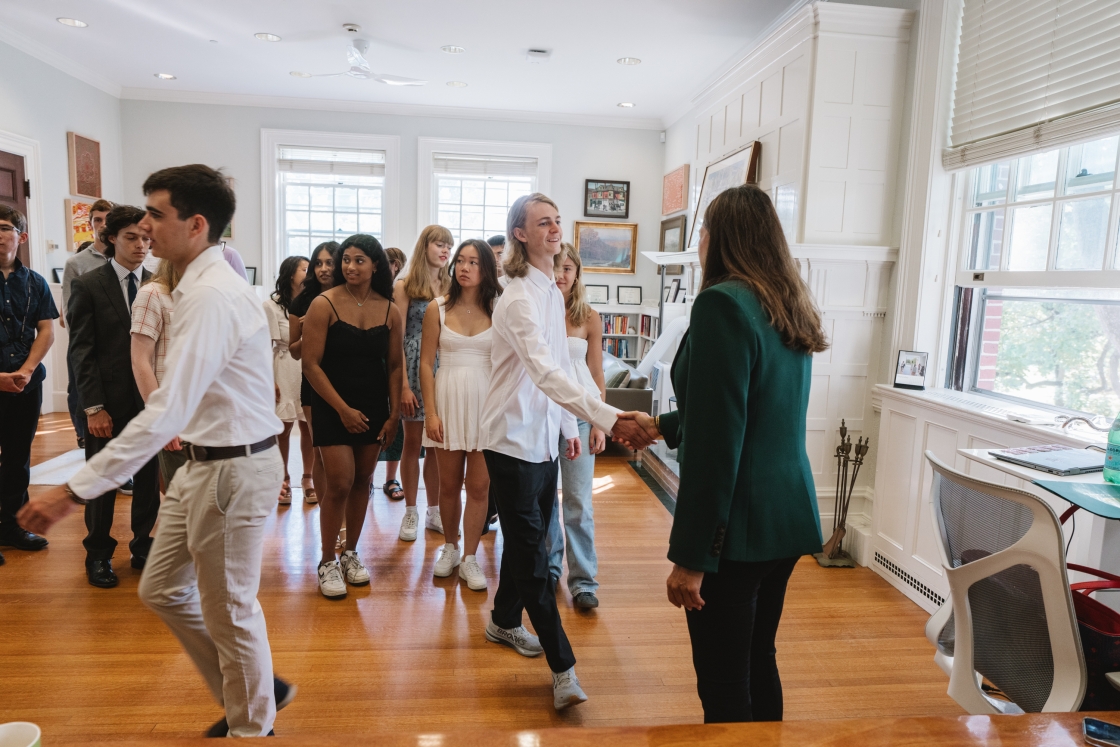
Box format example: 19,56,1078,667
69,205,160,588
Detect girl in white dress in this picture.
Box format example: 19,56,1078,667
419,239,504,590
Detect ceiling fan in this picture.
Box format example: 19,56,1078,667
307,37,426,86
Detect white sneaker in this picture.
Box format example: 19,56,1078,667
433,543,461,577
425,507,443,534
317,560,346,599
485,619,544,657
339,550,370,586
552,667,588,710
399,510,419,542
459,555,486,591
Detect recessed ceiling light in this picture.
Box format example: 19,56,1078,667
441,45,465,54
56,17,87,27
617,57,641,65
617,102,635,108
290,71,312,78
154,73,176,80
446,81,468,88
254,32,281,42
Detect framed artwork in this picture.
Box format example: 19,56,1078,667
659,214,687,276
222,220,234,241
584,179,630,219
65,199,94,252
67,132,102,199
662,164,689,215
245,267,258,285
617,286,642,305
665,278,682,303
894,350,929,390
585,284,609,304
51,268,63,284
688,141,760,248
574,221,638,274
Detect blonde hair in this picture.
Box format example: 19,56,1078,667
149,259,182,293
556,243,592,326
503,192,559,279
402,226,453,301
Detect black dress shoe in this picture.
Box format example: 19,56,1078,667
206,677,296,737
0,528,49,551
119,478,134,496
0,549,5,566
131,555,147,570
86,559,119,588
77,436,86,449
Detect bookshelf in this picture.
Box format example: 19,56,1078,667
591,303,661,364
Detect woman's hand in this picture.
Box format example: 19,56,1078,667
425,414,444,444
666,564,705,611
275,384,281,404
377,418,398,447
589,427,606,455
339,406,370,434
401,387,418,418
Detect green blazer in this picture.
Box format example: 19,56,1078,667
660,281,822,572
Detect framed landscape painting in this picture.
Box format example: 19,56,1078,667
688,141,760,248
659,214,687,276
574,221,637,274
584,180,630,219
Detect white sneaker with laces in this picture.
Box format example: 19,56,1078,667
340,550,370,586
399,510,419,542
317,560,346,599
433,543,461,577
552,667,588,710
484,619,544,657
425,507,443,534
459,555,486,591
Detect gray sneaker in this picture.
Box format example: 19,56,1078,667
484,619,544,657
552,667,588,710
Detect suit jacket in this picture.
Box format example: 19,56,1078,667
69,261,151,421
659,281,823,573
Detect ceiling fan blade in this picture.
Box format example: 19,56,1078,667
309,72,349,78
346,46,372,72
373,74,428,87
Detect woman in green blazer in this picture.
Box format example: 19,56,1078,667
637,184,828,723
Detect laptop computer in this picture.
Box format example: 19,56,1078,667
989,444,1105,476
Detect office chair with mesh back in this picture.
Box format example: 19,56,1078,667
922,451,1086,714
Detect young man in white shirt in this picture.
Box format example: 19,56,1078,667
20,165,294,737
479,193,652,710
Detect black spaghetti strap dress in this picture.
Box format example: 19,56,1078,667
311,296,392,447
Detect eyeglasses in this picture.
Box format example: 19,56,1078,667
0,225,21,234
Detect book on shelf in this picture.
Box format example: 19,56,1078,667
601,337,631,359
601,314,630,335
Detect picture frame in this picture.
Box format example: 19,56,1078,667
245,266,258,285
586,284,609,304
584,179,630,219
617,285,642,305
688,141,760,248
662,164,689,215
67,132,102,199
894,350,929,390
51,268,63,284
574,221,638,274
659,214,687,276
64,199,94,253
667,278,682,304
222,220,234,241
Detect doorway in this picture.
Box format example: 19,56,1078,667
0,148,29,266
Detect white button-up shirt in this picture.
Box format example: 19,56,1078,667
480,264,618,463
69,245,282,499
110,257,144,308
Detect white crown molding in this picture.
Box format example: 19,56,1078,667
120,87,665,131
0,26,122,98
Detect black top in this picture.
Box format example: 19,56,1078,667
0,259,59,388
290,292,317,407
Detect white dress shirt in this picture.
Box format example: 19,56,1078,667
480,264,618,463
69,245,283,499
110,257,144,307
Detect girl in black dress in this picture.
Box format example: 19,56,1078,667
301,235,403,599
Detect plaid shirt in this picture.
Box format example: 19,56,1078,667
130,281,173,384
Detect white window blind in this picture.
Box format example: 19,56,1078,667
946,0,1120,169
278,145,385,176
432,153,538,178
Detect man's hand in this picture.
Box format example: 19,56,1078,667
275,384,281,404
565,436,581,461
11,369,31,390
589,427,606,455
666,563,705,611
165,435,183,451
17,485,80,536
611,413,656,450
0,373,22,393
87,409,113,439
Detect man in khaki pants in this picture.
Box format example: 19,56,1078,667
21,164,294,737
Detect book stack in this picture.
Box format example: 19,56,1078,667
602,315,630,335
603,338,631,359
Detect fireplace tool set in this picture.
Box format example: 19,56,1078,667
814,419,870,568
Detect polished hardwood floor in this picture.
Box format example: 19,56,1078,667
1,413,962,741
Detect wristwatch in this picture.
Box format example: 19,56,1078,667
63,483,90,506
84,404,104,416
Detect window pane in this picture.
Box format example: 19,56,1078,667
310,212,333,232
439,210,461,229
286,210,309,231
335,213,357,235
287,235,309,256
438,182,461,203
1014,149,1059,201
1055,196,1110,270
1007,204,1052,270
509,181,532,200
486,181,508,204
971,162,1010,207
967,210,1005,270
462,181,485,205
335,187,357,210
310,187,333,209
285,185,309,207
1065,137,1118,195
461,205,484,230
358,188,382,210
485,206,508,232
359,214,382,235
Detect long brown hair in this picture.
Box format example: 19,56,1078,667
447,239,502,319
555,243,592,326
402,225,452,301
150,259,182,294
702,185,828,354
504,192,558,279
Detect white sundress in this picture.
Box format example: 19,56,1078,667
264,298,304,422
421,298,493,451
566,337,603,402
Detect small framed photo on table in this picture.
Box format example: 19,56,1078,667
586,284,609,305
245,267,258,285
894,350,928,390
617,286,642,305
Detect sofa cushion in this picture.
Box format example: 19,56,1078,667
606,369,631,389
627,374,649,389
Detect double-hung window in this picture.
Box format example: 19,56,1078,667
433,154,536,246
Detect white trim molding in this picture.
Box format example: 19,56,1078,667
415,137,552,233
0,129,48,276
259,129,401,287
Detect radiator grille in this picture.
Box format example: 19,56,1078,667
875,551,945,607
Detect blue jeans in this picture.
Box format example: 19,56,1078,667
547,420,599,595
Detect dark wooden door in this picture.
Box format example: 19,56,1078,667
0,149,29,267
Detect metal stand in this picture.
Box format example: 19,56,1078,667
814,419,869,569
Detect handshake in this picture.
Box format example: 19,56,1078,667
609,411,661,450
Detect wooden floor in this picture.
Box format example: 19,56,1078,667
0,413,962,740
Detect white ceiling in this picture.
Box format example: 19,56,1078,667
1,0,803,128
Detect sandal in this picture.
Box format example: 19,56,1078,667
279,480,292,505
301,474,317,504
382,479,405,500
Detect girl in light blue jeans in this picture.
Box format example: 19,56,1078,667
548,244,607,609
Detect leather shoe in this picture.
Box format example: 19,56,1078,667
86,559,119,588
206,677,296,736
0,549,5,566
574,591,600,609
0,528,49,551
130,555,146,570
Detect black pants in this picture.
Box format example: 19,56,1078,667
685,555,800,723
66,348,87,441
0,384,43,534
82,421,160,562
484,449,575,674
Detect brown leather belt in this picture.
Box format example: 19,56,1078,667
183,436,277,462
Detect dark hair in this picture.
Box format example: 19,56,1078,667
487,234,506,247
77,241,93,252
273,255,309,313
702,184,828,354
447,239,502,319
0,205,26,234
100,205,147,258
142,164,235,244
335,234,394,301
292,241,339,314
90,199,114,215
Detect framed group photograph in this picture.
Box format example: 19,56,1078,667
662,164,689,215
574,221,638,274
67,132,102,199
584,180,630,219
617,286,642,305
659,214,687,276
585,284,609,304
894,350,928,390
688,141,760,248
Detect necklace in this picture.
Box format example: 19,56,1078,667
345,284,372,307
